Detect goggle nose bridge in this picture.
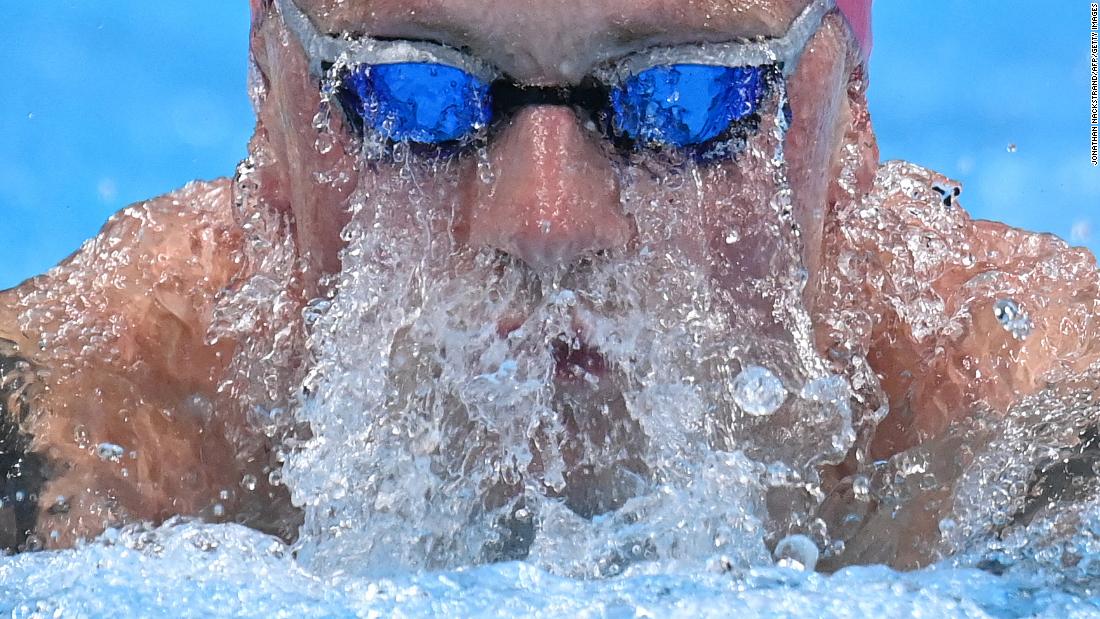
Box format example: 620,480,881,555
488,80,610,118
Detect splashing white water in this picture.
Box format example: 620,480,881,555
266,78,877,578
7,59,1100,618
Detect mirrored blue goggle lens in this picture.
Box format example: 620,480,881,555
340,62,492,144
611,64,766,147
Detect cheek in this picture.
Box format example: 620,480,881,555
783,15,853,274
698,161,800,290
255,15,365,279
614,153,792,285
352,155,479,250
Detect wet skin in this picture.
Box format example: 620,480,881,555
0,0,1098,567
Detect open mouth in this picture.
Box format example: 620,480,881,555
551,335,608,382
495,313,608,384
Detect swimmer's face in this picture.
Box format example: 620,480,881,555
246,0,877,526
248,0,871,298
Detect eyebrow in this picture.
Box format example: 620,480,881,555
603,1,817,45
280,0,825,81
602,0,833,80
275,0,501,82
295,0,814,42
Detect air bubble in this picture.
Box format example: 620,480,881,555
773,534,819,571
732,365,787,417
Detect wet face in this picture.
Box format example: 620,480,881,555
244,0,875,568
249,0,865,296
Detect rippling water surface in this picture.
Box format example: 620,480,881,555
2,521,1099,618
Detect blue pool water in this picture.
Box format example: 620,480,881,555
0,1,1096,289
1,522,1097,618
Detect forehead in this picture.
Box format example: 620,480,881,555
292,0,812,82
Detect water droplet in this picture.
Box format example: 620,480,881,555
95,443,125,462
315,132,335,155
800,374,850,404
553,289,577,307
478,359,518,385
939,518,958,536
851,475,870,499
731,365,787,416
311,108,330,131
765,461,793,486
476,147,495,184
72,424,89,447
773,534,819,571
993,299,1033,340
663,168,685,190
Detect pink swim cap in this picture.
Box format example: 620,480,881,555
836,0,873,59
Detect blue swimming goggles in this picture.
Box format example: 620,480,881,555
274,0,835,153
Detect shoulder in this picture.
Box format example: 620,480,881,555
861,161,1100,377
816,161,1100,451
31,177,243,302
0,179,305,549
0,179,247,548
2,178,244,368
0,178,248,445
11,177,241,287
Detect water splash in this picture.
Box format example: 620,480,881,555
273,77,875,577
5,42,1100,617
1,521,1097,618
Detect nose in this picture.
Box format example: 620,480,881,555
463,106,634,271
